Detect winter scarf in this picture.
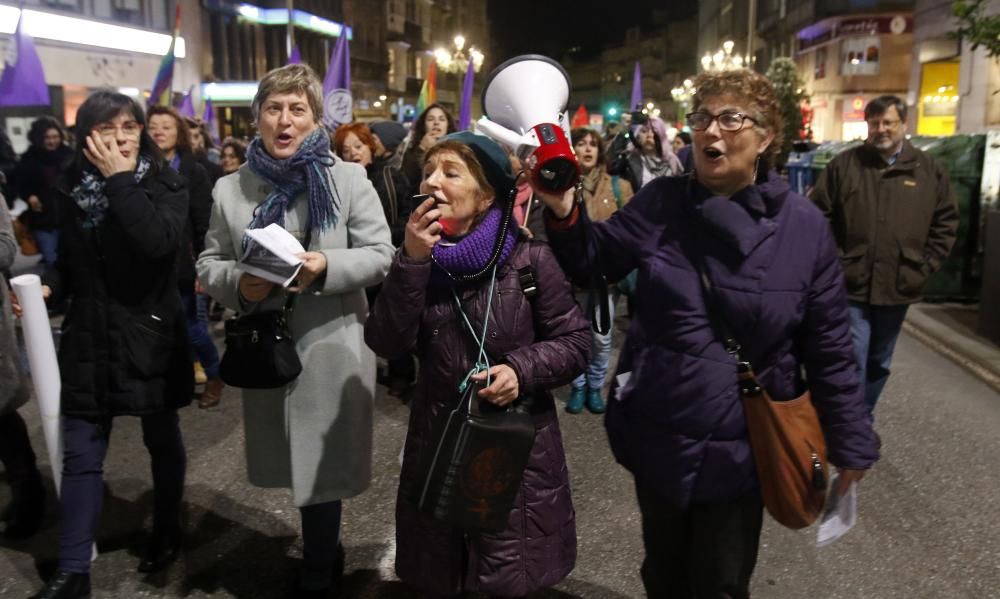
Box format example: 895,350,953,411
244,128,340,246
430,204,519,286
72,156,152,228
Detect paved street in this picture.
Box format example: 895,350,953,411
2,319,999,598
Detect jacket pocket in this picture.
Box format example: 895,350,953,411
838,245,869,295
897,243,928,296
122,312,176,378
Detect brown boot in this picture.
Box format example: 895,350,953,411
199,377,224,409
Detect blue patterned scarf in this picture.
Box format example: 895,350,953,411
72,156,152,228
244,128,340,248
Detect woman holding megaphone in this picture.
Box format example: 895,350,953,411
365,132,589,598
534,69,878,598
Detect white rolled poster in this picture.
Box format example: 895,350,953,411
10,274,62,495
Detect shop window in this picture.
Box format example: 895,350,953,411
840,37,880,76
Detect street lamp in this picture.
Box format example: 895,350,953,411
433,34,485,74
671,78,695,123
700,40,750,72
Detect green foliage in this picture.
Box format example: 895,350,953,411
952,0,1000,58
765,57,810,167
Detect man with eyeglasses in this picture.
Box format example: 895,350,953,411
811,94,958,420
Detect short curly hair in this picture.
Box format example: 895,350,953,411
692,69,783,173
333,122,377,160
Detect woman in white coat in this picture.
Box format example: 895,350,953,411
196,64,393,598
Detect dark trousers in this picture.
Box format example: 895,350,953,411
59,412,186,573
0,410,40,488
181,290,220,379
298,500,343,589
635,482,764,599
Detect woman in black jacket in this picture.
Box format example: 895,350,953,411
21,90,192,599
148,106,223,408
13,117,74,267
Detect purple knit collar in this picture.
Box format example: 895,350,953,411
430,204,519,286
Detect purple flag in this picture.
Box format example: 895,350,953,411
202,98,220,145
288,44,301,65
321,32,352,128
0,14,50,107
630,61,642,112
457,59,475,130
177,87,196,118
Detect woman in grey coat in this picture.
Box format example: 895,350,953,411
0,203,45,539
196,64,393,598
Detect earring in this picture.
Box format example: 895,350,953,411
752,154,762,181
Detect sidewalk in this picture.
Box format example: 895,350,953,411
904,303,1000,393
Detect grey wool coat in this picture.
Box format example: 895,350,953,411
1,204,28,415
197,154,394,507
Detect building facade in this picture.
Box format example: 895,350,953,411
0,0,204,150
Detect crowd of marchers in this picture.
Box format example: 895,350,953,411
1,60,956,599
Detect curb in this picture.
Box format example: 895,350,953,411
903,307,1000,394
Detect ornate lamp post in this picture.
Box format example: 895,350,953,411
671,78,695,125
433,35,485,74
700,40,751,72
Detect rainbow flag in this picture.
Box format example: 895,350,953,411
148,5,181,107
415,60,437,115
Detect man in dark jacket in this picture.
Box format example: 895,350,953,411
811,95,959,417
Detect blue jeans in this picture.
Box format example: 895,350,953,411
180,290,220,379
847,301,910,415
33,228,59,267
572,289,617,390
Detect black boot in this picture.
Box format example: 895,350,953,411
290,544,345,599
30,571,91,599
137,526,181,573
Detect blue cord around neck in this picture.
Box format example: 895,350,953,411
451,264,498,396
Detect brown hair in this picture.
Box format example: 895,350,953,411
146,105,192,154
692,69,783,172
333,123,378,160
570,127,606,166
252,64,323,123
424,140,495,200
220,137,248,163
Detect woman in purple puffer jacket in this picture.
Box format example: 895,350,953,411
365,132,589,598
536,69,880,598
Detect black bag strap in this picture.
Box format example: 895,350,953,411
575,182,612,335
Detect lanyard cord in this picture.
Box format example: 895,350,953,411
451,263,498,398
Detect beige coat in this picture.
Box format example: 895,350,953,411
197,154,393,506
581,170,634,222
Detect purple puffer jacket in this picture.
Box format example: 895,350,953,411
548,172,879,508
365,239,589,597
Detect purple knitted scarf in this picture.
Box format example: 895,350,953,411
430,204,519,286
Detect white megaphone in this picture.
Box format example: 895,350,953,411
476,55,580,193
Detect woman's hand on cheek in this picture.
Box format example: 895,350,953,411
403,196,442,260
83,133,137,178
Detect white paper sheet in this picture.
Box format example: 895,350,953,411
816,472,858,547
10,274,62,495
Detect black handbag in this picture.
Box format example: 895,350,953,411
219,303,302,389
218,227,311,389
416,379,535,532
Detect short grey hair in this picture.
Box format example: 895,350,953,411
251,64,324,123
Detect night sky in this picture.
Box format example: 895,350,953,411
486,0,696,63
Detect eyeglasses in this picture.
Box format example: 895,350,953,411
686,111,760,132
866,118,901,130
93,121,142,139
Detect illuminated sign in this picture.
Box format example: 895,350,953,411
234,4,352,39
0,4,186,57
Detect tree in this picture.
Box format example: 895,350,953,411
764,57,810,167
952,0,1000,58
